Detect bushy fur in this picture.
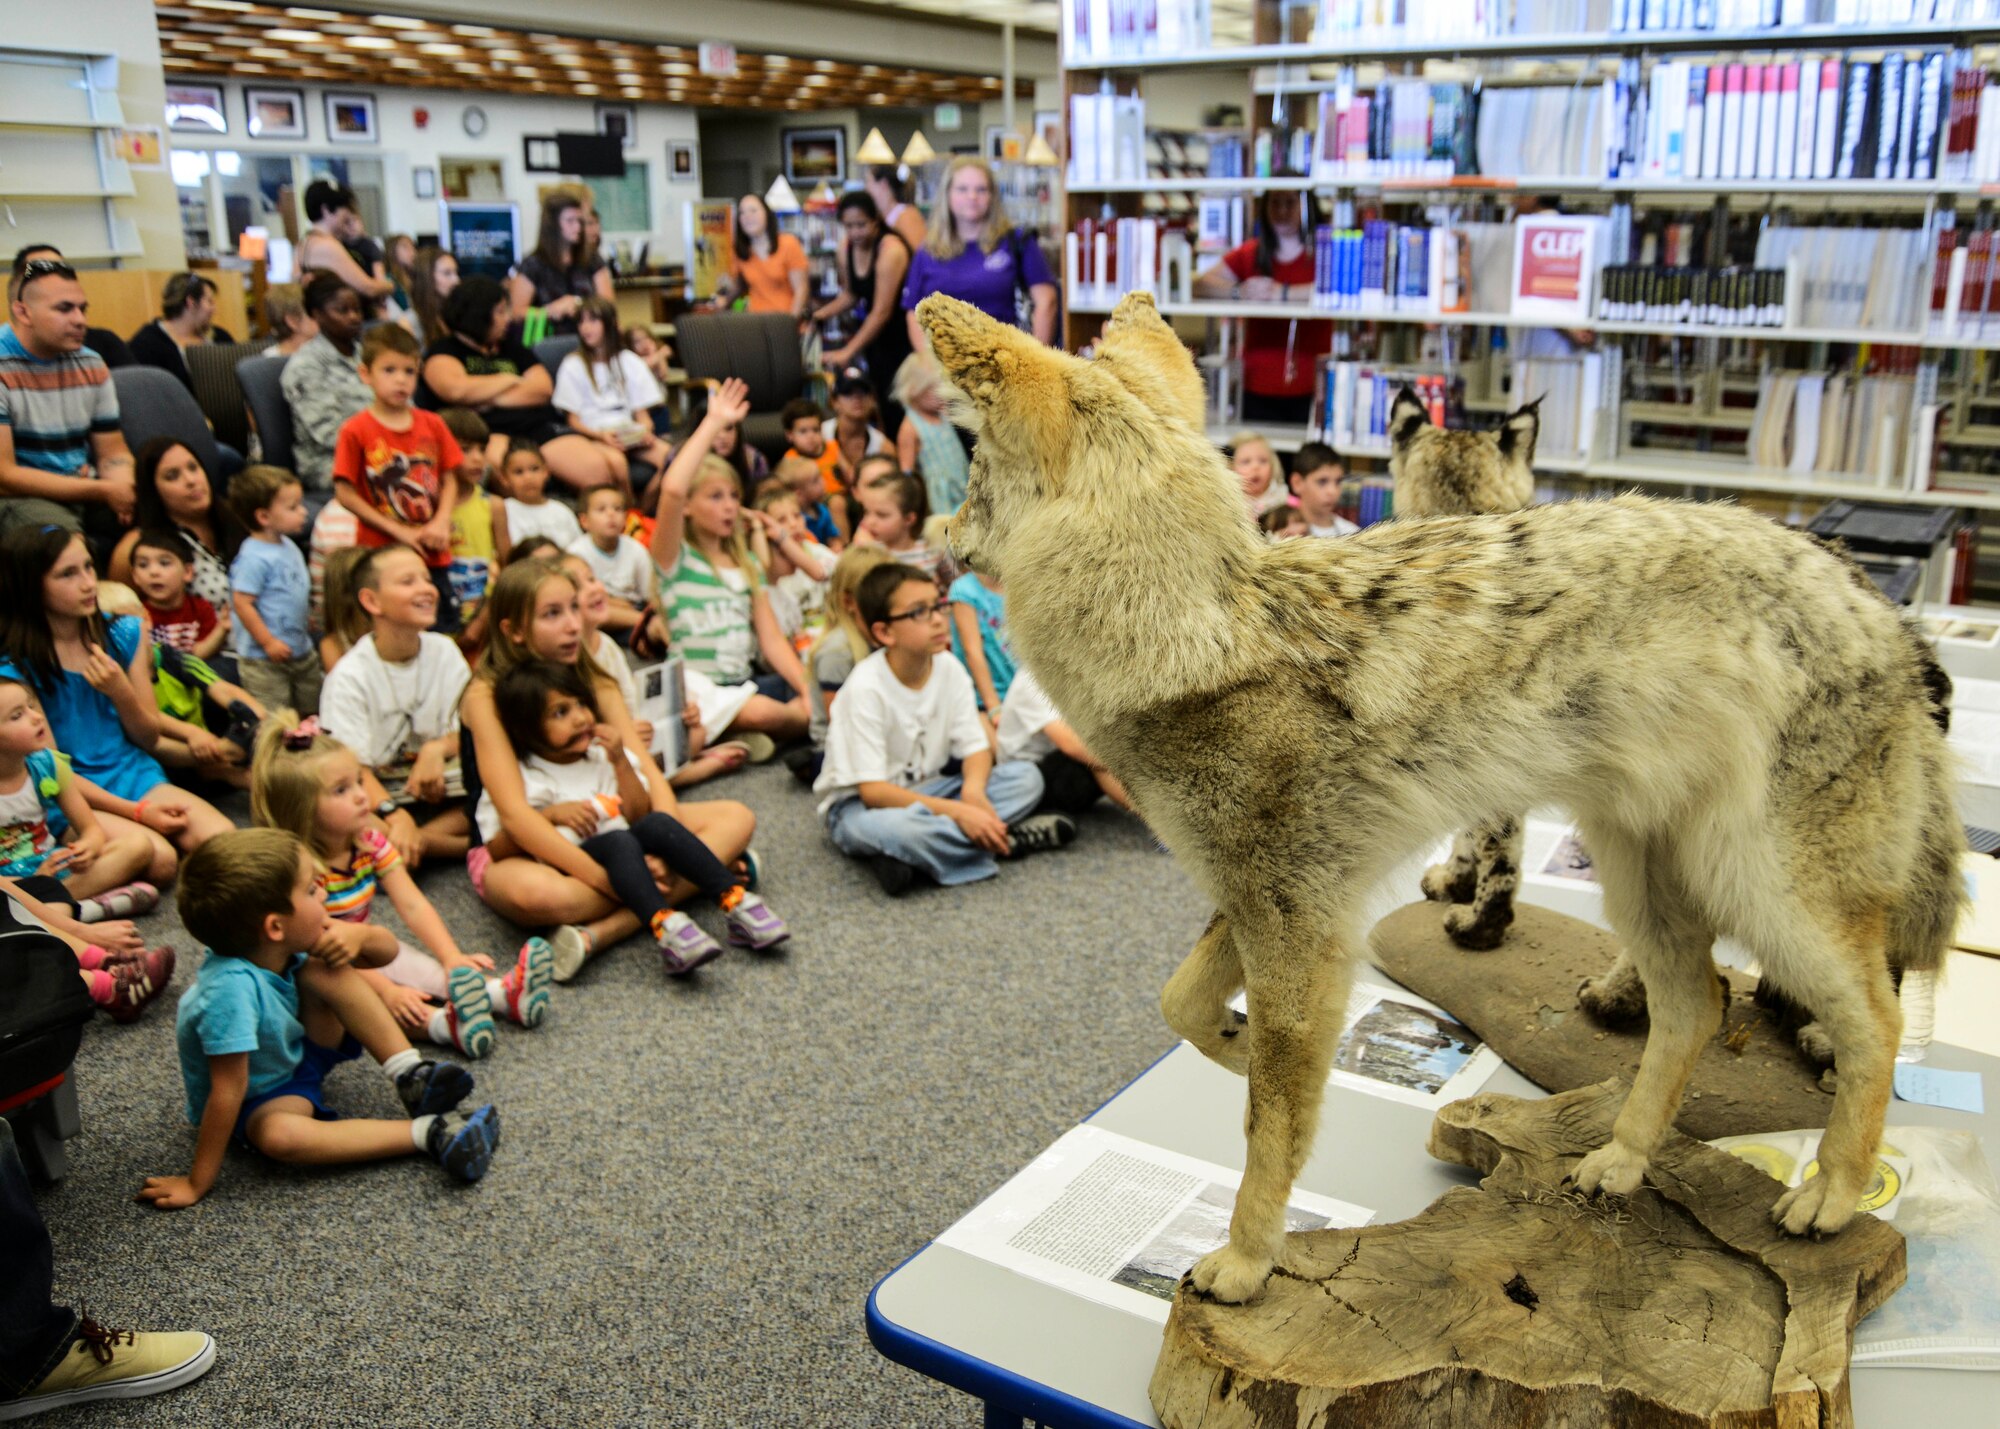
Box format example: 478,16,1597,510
919,291,1963,1304
1391,385,1539,949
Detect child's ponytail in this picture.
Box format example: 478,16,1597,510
249,710,350,864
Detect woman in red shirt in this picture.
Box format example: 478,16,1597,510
1194,188,1332,426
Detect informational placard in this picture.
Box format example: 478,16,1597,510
1511,213,1605,323
683,199,733,301
439,199,520,282
937,1125,1370,1324
1228,977,1503,1110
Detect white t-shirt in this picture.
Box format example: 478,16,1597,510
552,350,665,434
566,532,655,606
317,631,472,772
506,498,583,549
813,649,990,818
775,538,837,629
1308,516,1360,537
996,664,1061,764
474,745,626,845
588,628,640,714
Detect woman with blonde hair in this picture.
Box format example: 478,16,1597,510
901,155,1056,348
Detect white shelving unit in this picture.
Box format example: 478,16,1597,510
1060,6,2000,529
0,46,140,270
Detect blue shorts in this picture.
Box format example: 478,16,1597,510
233,1035,363,1146
751,671,793,702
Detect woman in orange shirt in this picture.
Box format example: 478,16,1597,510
715,193,809,324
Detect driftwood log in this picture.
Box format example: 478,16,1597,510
1368,900,1834,1139
1151,1080,1904,1429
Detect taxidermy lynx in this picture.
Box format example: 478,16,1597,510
1391,387,1540,950
917,290,1962,1306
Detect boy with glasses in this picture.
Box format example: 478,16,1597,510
814,561,1075,896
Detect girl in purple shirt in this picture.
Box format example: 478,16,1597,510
901,157,1056,347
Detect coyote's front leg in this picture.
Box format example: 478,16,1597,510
1190,925,1351,1304
1160,912,1248,1075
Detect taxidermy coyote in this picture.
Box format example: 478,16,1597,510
916,290,1961,1305
1393,387,1539,950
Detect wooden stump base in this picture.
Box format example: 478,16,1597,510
1368,900,1835,1139
1151,1081,1904,1429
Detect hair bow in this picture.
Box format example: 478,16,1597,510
283,717,322,751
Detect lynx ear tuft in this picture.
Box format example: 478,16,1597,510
1497,396,1542,466
1389,386,1431,451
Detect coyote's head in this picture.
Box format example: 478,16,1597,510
914,292,1240,579
1388,385,1539,518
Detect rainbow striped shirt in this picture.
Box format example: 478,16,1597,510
320,827,401,924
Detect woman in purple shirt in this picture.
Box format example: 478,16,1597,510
902,156,1056,349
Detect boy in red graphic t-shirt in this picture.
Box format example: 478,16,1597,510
332,325,464,632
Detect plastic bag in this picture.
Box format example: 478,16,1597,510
1709,1126,2000,1370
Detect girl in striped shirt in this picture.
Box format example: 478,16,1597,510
648,378,811,744
249,711,552,1059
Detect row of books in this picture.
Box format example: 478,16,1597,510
1309,79,1477,180
1065,218,1198,302
1745,369,1926,485
1310,0,2000,45
1944,59,2000,182
1596,265,1789,325
1064,0,1210,61
1926,221,2000,338
1635,53,1951,184
1311,222,1473,313
1753,225,1929,331
1317,364,1465,448
1069,90,1148,186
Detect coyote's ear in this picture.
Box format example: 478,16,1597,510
1094,292,1205,427
1497,395,1542,466
916,294,1073,461
1389,386,1430,450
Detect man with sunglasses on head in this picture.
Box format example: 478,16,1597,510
3,246,131,371
0,255,137,541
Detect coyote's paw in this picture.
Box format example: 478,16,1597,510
1793,1020,1837,1070
1421,861,1477,905
1190,1242,1273,1304
1773,1170,1860,1236
1577,970,1648,1026
1570,1139,1648,1199
1444,902,1512,951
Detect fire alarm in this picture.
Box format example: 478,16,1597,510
414,107,429,129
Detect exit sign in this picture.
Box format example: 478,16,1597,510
934,103,961,131
699,42,737,76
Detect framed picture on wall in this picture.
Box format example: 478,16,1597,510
244,87,306,141
782,127,845,184
165,82,227,135
984,126,1024,163
668,140,698,182
413,167,437,200
597,103,637,151
325,91,377,144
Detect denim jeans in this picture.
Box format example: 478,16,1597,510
0,1117,77,1399
824,761,1044,885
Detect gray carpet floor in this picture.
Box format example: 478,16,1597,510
27,764,1211,1427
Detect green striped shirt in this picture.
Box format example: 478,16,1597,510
659,544,758,684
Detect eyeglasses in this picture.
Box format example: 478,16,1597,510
882,601,945,625
18,259,76,281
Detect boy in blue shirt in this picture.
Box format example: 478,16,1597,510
138,827,498,1209
228,465,323,716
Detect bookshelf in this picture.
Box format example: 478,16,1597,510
0,47,143,268
1056,0,2000,573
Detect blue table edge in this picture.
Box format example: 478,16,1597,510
865,1042,1184,1426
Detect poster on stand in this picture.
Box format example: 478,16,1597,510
684,200,733,301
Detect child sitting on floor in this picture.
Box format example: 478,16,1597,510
776,454,843,549
948,567,1013,738
1229,431,1288,517
251,712,550,1058
996,665,1133,815
228,465,322,716
129,528,226,662
500,439,583,549
565,486,651,638
96,582,261,788
140,828,501,1209
1259,504,1309,540
484,659,789,974
0,869,172,1025
853,463,944,589
893,352,970,518
748,482,833,647
0,676,165,1018
1286,441,1358,537
440,407,510,648
813,562,1075,896
782,398,852,519
316,544,475,867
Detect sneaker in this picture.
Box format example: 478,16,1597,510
101,949,175,1025
440,965,495,1059
75,881,159,925
656,910,724,976
425,1104,501,1183
724,891,790,951
0,1319,216,1420
736,732,778,763
395,1059,474,1118
498,938,554,1027
1007,813,1078,856
869,854,917,898
548,924,594,984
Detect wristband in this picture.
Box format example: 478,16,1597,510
134,799,150,823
